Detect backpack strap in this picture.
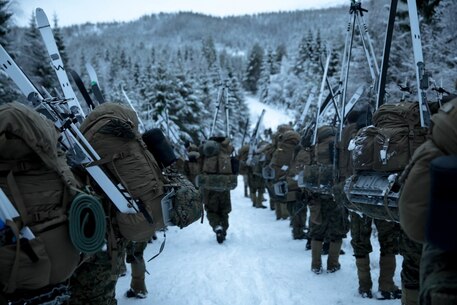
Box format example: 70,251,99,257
5,170,68,229
4,219,22,293
6,171,30,226
0,160,42,173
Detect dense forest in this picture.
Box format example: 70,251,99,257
0,0,456,148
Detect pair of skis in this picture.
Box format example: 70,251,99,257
35,8,105,113
0,43,141,215
376,0,431,128
68,64,105,110
0,8,156,222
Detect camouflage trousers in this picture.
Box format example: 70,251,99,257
248,173,266,207
399,229,422,291
126,241,148,294
68,238,127,305
274,200,289,220
204,190,231,232
350,212,400,258
309,194,349,242
420,242,457,305
286,200,308,239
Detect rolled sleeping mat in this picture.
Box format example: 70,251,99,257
427,155,457,251
142,128,178,169
68,193,106,254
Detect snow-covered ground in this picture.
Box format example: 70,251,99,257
115,97,402,305
247,96,293,133
116,178,402,305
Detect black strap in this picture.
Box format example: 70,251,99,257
147,231,166,262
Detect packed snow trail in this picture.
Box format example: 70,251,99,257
116,176,401,305
115,97,401,305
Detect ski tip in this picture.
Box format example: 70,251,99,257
35,8,50,27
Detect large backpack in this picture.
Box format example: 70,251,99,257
270,130,300,180
299,125,336,195
399,98,457,243
0,103,81,293
346,101,429,221
80,103,166,241
269,130,300,201
237,144,250,175
184,145,201,187
197,137,237,191
352,102,428,172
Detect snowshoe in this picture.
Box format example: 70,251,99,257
125,288,147,299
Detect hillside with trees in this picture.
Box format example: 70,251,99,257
1,0,456,147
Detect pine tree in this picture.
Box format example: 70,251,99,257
174,71,207,142
226,71,247,142
293,31,313,76
275,43,287,72
0,0,11,46
257,58,271,103
201,36,217,68
0,0,20,105
20,12,56,91
243,43,264,94
53,14,68,67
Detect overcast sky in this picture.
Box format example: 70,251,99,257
12,0,348,27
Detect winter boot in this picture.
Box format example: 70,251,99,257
280,203,289,220
215,225,225,244
256,192,267,209
327,240,342,273
311,240,323,274
126,261,148,299
355,256,373,298
401,284,419,305
250,193,257,207
305,238,311,251
270,199,275,211
377,254,401,300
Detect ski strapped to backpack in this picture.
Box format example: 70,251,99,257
85,63,107,105
246,109,266,167
121,86,146,134
0,102,97,295
68,68,97,110
0,44,157,225
35,8,86,122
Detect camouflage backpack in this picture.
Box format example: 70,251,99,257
80,103,166,241
197,137,237,191
237,144,250,175
299,125,336,195
345,101,430,222
184,148,201,187
270,130,300,200
270,130,300,180
352,102,428,172
0,103,82,293
399,98,457,243
162,169,203,229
